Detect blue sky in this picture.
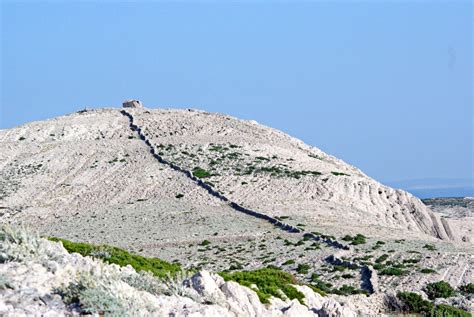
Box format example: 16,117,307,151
1,1,472,192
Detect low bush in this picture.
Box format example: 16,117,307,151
419,268,437,274
220,268,304,304
379,267,406,276
296,264,310,274
331,171,350,176
341,234,366,245
423,244,436,251
397,291,434,314
397,292,470,317
375,254,389,263
199,240,211,246
192,167,212,178
333,285,368,296
425,281,455,300
459,283,474,295
282,259,295,265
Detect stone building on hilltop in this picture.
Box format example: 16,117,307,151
122,100,143,108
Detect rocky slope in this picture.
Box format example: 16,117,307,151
0,105,472,316
0,226,357,317
0,107,455,242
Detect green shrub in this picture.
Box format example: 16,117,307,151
48,237,180,278
341,235,352,242
340,234,366,245
334,285,368,296
220,268,304,304
397,292,470,317
379,267,406,276
459,283,474,295
351,234,367,245
423,244,436,251
331,171,350,176
420,268,437,274
375,254,389,263
425,281,455,300
282,259,295,265
200,240,211,246
373,263,385,270
432,304,471,317
192,167,212,178
296,264,310,274
397,291,434,314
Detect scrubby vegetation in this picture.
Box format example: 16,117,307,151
423,244,436,251
459,283,474,295
48,237,181,278
379,267,406,276
397,292,470,317
296,263,310,274
425,281,455,300
220,267,304,304
341,234,367,245
192,167,212,178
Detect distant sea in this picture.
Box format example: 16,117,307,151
384,178,474,199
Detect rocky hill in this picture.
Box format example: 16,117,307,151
0,107,456,241
0,106,472,316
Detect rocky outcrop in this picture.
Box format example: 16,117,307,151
0,229,357,317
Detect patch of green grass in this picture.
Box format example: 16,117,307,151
425,281,455,300
220,268,304,304
192,167,212,178
282,259,295,266
48,237,180,278
419,268,437,274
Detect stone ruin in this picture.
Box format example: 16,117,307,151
122,99,143,108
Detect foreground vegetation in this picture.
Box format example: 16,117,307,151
220,267,305,304
397,291,470,317
48,237,181,278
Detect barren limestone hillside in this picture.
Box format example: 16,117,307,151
1,106,473,316
0,106,457,242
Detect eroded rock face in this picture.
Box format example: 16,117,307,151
0,237,358,317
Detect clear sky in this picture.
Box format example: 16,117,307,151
1,1,472,189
